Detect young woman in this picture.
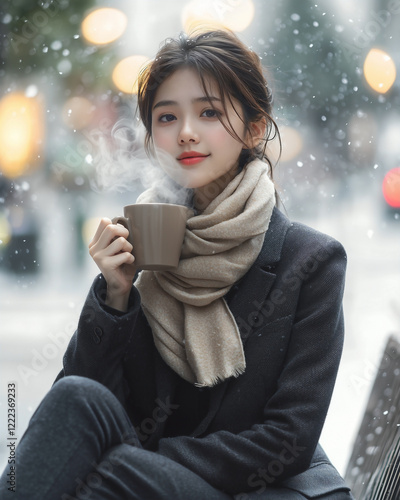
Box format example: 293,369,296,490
0,29,354,499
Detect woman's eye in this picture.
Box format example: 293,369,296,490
159,113,176,123
202,109,219,118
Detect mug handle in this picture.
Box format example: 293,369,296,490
112,216,130,232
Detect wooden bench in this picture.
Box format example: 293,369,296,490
344,335,400,499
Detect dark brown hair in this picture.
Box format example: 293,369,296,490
137,29,280,175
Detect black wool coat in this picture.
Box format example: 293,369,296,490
56,207,352,498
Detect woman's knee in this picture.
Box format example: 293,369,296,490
51,375,111,405
33,376,114,423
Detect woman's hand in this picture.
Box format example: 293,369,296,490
89,218,137,312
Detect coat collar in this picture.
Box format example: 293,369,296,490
254,206,292,266
227,206,291,343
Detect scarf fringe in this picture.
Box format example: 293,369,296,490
194,364,247,388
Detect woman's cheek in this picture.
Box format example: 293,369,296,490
152,131,171,152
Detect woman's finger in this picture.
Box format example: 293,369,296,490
88,218,112,248
90,221,129,252
99,251,135,271
102,236,133,257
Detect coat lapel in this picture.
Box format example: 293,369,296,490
228,265,276,345
229,207,291,343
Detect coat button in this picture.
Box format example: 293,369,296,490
93,326,103,344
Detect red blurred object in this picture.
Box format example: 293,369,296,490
382,167,400,208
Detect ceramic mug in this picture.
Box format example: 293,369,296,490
112,203,188,270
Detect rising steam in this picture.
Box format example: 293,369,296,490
90,102,193,208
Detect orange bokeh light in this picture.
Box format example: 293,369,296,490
81,8,127,45
182,0,255,33
382,167,400,208
62,96,96,130
0,93,44,178
363,48,396,94
112,55,150,94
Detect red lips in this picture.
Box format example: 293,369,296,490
177,151,209,160
177,151,210,166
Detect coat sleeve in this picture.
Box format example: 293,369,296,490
157,235,347,494
54,274,141,404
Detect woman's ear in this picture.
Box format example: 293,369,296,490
245,118,267,149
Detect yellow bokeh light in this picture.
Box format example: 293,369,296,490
267,126,303,163
0,93,44,178
82,217,102,246
62,97,96,130
112,55,150,94
363,48,396,94
81,8,127,45
0,214,11,247
182,0,255,33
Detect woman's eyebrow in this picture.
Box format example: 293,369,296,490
153,96,221,110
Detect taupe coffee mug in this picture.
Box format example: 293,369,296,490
112,203,188,271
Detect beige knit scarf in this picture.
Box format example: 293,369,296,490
135,159,275,387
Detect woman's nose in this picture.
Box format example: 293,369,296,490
178,120,199,144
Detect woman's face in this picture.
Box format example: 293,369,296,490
150,67,248,190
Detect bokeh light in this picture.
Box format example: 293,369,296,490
0,214,11,247
82,217,102,246
363,48,396,94
382,167,400,208
0,93,44,178
112,55,150,94
62,97,96,130
182,0,255,33
267,125,303,163
81,8,127,45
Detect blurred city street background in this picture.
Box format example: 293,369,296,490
1,0,400,480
